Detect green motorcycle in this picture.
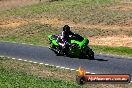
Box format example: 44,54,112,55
48,33,94,59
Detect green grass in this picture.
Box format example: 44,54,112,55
0,57,131,88
0,57,77,82
0,57,83,88
0,67,83,88
1,0,131,26
90,45,132,57
0,24,59,45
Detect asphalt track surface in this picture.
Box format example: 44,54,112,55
0,42,132,79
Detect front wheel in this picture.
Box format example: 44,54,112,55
49,45,63,56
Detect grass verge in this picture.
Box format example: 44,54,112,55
0,57,131,88
90,45,132,57
0,57,83,88
1,0,132,26
0,69,83,88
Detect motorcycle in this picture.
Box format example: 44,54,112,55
48,33,94,60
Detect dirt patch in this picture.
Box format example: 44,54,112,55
0,18,28,28
24,18,132,30
0,18,132,48
0,18,132,30
0,0,48,11
90,35,132,48
107,3,132,11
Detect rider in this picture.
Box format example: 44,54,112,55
57,25,75,54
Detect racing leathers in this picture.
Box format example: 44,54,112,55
57,31,75,54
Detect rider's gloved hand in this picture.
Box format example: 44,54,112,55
64,41,70,46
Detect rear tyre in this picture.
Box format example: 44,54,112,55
85,48,94,60
87,49,94,60
80,48,94,60
79,52,86,59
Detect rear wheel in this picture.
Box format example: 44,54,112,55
80,47,94,60
86,48,94,60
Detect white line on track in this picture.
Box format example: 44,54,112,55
60,67,65,69
86,72,90,74
45,64,49,66
2,55,91,75
65,68,70,70
51,65,54,67
24,60,27,61
0,55,98,76
39,63,44,65
56,66,60,68
28,61,33,62
18,59,22,60
28,44,34,46
12,58,16,60
70,69,75,71
33,62,38,64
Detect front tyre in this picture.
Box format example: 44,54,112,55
49,45,63,56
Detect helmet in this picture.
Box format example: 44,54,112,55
63,25,70,32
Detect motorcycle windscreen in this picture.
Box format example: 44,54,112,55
51,35,58,40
